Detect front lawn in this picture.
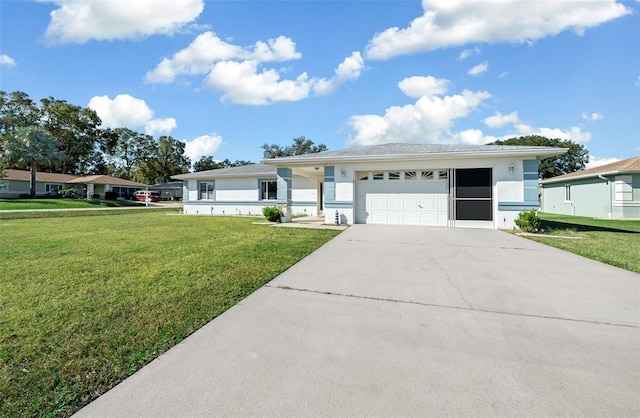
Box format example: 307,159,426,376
0,198,144,210
520,213,640,273
0,213,341,417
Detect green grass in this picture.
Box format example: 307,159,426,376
0,213,341,417
520,213,640,273
0,198,145,210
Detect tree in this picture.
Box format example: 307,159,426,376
490,135,589,179
193,156,254,172
262,136,328,159
137,136,190,184
103,128,155,179
39,97,103,174
0,91,40,138
3,126,66,197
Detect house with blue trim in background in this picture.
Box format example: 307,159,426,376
173,143,565,229
540,156,640,219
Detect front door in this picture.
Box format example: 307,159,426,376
317,181,324,214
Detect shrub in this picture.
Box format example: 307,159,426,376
262,205,283,222
59,188,78,199
515,209,541,232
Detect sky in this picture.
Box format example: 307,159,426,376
1,0,639,169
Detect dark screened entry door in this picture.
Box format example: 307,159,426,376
452,168,493,221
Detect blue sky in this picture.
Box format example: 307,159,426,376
1,0,638,169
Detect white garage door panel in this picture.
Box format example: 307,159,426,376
356,179,448,226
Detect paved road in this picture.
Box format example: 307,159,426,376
76,225,639,417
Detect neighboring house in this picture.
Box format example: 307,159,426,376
540,156,640,219
148,181,183,200
174,143,565,229
0,169,78,198
0,169,147,199
67,175,146,199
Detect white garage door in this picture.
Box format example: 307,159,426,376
355,170,449,226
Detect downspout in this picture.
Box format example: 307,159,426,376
598,175,612,218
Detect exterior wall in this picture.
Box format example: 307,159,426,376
182,175,318,217
542,177,612,218
0,179,71,198
612,174,640,218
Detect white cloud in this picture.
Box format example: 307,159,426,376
498,71,509,79
458,47,480,60
449,129,498,145
366,0,630,60
145,118,177,136
41,0,204,44
586,156,619,169
313,52,364,95
184,133,223,163
204,60,313,105
88,94,176,135
145,32,300,83
348,76,491,146
484,111,519,128
512,123,592,143
398,76,449,98
468,61,488,76
581,112,604,121
0,54,16,67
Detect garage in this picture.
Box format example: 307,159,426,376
355,170,449,226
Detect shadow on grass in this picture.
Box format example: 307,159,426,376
541,220,639,234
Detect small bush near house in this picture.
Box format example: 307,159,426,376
59,188,78,198
515,209,541,232
262,205,283,222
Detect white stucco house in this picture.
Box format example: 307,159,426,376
173,143,566,229
540,156,640,219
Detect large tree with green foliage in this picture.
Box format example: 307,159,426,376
137,136,190,184
102,128,156,180
262,136,328,159
39,97,103,174
3,127,66,197
0,91,41,138
193,156,254,172
490,135,589,179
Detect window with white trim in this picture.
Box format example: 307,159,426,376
404,171,417,180
199,181,215,200
564,185,571,202
260,180,277,200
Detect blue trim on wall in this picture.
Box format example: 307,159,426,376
276,168,292,202
523,160,538,172
324,166,335,201
183,200,315,206
325,201,353,209
498,201,540,211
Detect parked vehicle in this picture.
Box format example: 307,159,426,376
133,190,162,202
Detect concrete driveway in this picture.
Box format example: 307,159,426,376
76,225,639,417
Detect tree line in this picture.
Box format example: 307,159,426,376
0,91,190,185
1,90,588,189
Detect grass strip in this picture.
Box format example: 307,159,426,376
0,213,340,417
519,213,640,273
0,198,147,211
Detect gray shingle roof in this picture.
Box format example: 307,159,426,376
172,164,275,180
262,143,565,164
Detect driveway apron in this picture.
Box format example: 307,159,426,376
76,225,639,417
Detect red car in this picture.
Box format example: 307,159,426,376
133,190,162,202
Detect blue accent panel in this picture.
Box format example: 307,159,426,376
325,187,335,201
523,173,539,181
523,160,538,173
524,188,539,202
324,166,334,177
523,178,538,189
276,168,292,202
325,201,353,208
498,201,540,211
